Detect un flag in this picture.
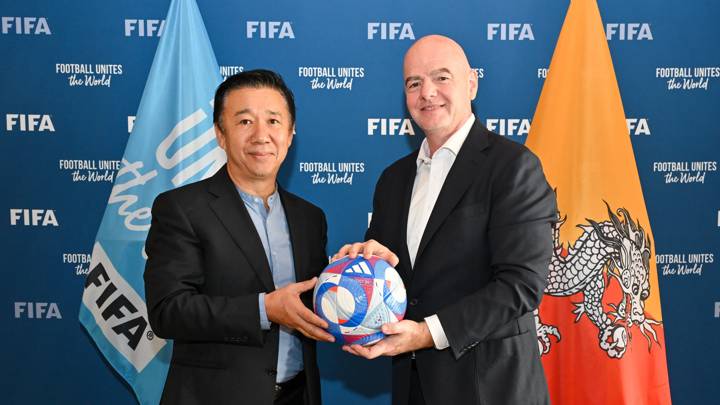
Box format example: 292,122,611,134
78,0,224,403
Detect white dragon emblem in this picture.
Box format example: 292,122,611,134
535,202,662,358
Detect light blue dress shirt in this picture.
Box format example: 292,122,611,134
236,186,303,383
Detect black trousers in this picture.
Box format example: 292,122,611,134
274,371,306,405
408,360,427,405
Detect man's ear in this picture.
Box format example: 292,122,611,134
214,124,227,150
289,124,295,146
468,69,479,101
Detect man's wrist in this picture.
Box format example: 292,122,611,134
418,321,435,349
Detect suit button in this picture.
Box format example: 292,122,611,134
409,298,419,306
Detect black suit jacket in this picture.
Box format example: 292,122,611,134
144,165,327,405
366,119,556,405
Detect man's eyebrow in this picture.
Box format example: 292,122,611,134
232,109,283,119
233,108,252,117
404,68,453,86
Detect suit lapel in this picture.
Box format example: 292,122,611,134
279,189,308,282
396,155,417,280
207,166,275,292
415,120,490,263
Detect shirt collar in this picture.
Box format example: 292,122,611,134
236,185,280,211
416,114,475,167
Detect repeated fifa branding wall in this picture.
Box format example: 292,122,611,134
1,1,718,404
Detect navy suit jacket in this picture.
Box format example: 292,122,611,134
366,119,556,405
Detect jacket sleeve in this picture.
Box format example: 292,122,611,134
365,168,389,244
437,149,557,359
143,192,264,345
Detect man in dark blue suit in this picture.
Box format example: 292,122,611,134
335,35,556,405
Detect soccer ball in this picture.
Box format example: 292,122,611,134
313,255,407,345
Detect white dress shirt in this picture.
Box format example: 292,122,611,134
407,114,475,350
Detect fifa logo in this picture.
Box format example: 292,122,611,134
606,23,653,40
124,19,165,37
367,23,414,40
486,118,531,136
487,23,534,40
6,114,55,132
85,262,152,350
368,118,415,136
716,302,720,318
14,302,62,319
1,17,51,35
128,116,135,133
246,21,295,39
10,209,59,226
626,118,650,136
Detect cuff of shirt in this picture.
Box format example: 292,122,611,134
424,314,450,350
258,293,271,330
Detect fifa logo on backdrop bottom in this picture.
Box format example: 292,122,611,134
246,21,294,39
606,23,653,40
6,114,55,132
10,209,58,226
487,23,534,40
715,302,720,318
124,19,164,37
368,118,414,136
14,302,62,319
367,23,414,40
1,17,51,35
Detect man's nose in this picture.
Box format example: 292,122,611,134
251,122,271,143
420,81,437,100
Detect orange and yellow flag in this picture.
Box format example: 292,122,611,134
525,0,672,403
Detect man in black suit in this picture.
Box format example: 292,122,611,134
334,35,556,404
144,70,334,405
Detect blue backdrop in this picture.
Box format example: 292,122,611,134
1,0,718,404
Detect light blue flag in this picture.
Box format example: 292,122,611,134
79,0,224,403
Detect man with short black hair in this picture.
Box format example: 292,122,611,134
145,69,333,405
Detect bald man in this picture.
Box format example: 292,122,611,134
334,35,556,405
